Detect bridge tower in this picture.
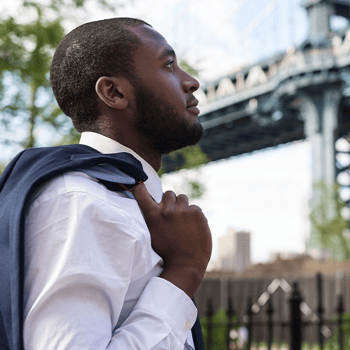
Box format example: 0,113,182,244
302,0,350,47
299,0,350,192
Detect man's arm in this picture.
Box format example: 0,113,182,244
24,173,197,349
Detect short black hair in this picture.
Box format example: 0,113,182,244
50,17,150,132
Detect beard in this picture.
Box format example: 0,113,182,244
133,83,203,154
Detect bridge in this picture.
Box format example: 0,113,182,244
163,0,350,205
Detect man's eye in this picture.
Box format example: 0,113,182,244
165,60,174,68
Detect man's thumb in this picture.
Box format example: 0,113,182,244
131,181,158,215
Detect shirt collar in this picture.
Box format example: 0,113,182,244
79,131,163,203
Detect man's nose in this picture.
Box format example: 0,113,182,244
182,74,200,93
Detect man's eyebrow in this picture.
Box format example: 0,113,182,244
159,48,176,60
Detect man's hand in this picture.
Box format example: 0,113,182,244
132,182,212,297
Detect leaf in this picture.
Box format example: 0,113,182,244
308,180,349,261
0,0,124,155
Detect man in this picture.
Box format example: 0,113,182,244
1,18,212,349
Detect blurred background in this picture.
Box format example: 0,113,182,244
2,1,350,346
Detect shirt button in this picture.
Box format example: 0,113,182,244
185,320,191,331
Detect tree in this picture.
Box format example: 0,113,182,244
0,0,123,158
179,59,199,78
159,144,209,199
0,4,65,150
307,180,350,261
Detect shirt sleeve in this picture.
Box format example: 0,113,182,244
110,277,197,349
23,175,197,350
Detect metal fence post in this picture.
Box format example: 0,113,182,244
206,298,213,350
246,297,253,350
267,296,274,350
317,273,324,350
289,282,302,350
337,294,344,350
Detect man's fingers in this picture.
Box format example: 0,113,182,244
176,194,189,206
161,191,176,204
131,182,159,216
189,204,203,212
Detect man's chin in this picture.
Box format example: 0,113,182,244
160,128,204,154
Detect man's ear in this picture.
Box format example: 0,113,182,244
95,76,130,110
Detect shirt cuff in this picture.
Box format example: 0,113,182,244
134,276,198,346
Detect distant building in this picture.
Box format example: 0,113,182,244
268,251,306,262
218,228,251,272
305,248,331,261
204,253,350,278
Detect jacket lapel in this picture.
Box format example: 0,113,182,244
191,315,205,350
191,297,205,350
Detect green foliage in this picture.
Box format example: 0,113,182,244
319,312,350,349
0,0,123,154
158,145,209,175
0,2,66,149
0,163,6,175
174,144,209,170
307,180,350,261
54,127,81,145
306,181,350,350
179,59,199,78
158,145,209,199
172,145,209,199
185,179,205,200
200,308,240,350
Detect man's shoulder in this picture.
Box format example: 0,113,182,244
1,144,96,186
27,170,145,234
1,144,147,200
29,170,129,209
0,145,98,200
13,144,99,168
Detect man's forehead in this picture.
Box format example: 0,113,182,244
129,24,174,58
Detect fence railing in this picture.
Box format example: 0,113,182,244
200,273,349,350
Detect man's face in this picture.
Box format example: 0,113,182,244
129,25,203,154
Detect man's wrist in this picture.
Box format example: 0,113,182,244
160,265,205,298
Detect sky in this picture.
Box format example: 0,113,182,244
2,0,348,265
161,141,312,265
111,0,310,81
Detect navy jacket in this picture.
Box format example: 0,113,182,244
0,144,204,350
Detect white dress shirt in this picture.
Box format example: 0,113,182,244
23,132,197,349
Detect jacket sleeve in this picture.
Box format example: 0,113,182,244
23,173,197,350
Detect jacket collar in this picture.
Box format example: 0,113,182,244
80,132,163,203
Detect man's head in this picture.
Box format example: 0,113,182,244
126,24,203,154
50,17,149,132
51,18,203,159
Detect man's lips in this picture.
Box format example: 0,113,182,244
186,97,200,115
187,106,200,114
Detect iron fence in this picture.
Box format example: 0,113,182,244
200,273,350,350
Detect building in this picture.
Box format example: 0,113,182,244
218,228,251,273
